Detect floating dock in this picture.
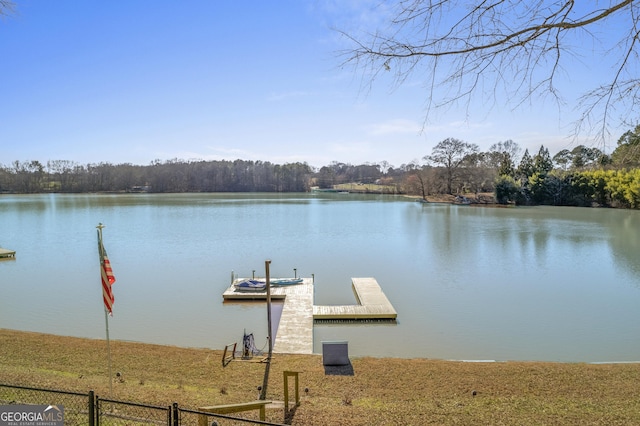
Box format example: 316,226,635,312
0,248,16,259
222,277,396,354
313,278,397,320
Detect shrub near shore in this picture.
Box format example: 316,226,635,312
1,329,639,425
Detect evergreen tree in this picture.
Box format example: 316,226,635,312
553,149,572,171
533,145,553,175
494,175,521,204
516,149,535,185
612,125,640,168
497,152,515,177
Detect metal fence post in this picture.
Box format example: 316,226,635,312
88,390,95,426
172,402,179,426
95,394,100,426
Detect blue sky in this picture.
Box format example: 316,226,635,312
0,1,624,169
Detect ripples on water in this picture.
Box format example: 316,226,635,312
1,193,639,362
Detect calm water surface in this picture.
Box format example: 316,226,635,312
1,193,639,362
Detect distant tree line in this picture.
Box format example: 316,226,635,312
1,125,639,209
491,127,640,209
406,125,639,209
0,159,313,193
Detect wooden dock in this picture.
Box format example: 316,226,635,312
223,279,315,354
222,277,396,354
0,248,16,259
313,278,397,320
271,281,314,354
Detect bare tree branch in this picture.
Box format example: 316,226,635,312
0,0,15,18
339,1,640,145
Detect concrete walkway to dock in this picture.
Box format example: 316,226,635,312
222,277,396,354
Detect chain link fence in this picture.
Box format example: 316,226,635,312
96,397,172,425
177,405,285,426
0,384,286,426
0,384,90,426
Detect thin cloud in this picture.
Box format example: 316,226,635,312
161,147,258,162
327,140,373,156
422,120,494,134
367,119,422,136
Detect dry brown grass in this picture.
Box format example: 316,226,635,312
1,329,640,425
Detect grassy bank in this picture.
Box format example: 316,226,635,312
1,329,639,425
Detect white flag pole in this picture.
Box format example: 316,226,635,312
97,223,114,397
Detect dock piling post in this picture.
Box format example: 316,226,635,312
259,260,273,400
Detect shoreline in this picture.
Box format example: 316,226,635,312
2,328,640,425
4,328,638,365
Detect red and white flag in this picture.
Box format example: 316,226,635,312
100,243,116,315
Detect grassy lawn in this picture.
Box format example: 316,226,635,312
1,329,639,425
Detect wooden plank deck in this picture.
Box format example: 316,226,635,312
222,284,288,300
221,277,396,354
222,279,314,355
313,278,397,320
272,281,314,354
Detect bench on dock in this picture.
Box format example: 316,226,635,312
197,400,271,425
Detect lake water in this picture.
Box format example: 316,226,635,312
1,193,639,362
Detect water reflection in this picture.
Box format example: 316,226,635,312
1,194,639,361
601,211,640,279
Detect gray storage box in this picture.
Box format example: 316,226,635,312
322,341,349,366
